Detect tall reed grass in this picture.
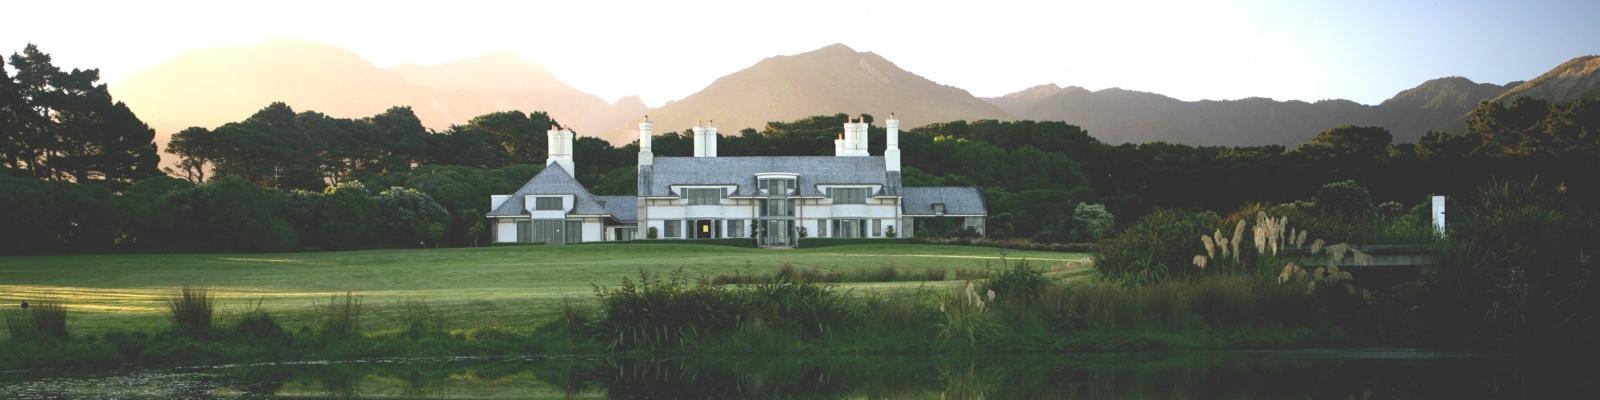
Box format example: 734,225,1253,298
322,292,363,337
167,286,214,337
4,299,68,340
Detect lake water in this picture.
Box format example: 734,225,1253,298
1,349,1593,399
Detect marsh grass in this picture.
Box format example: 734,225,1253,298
396,299,444,338
231,298,288,341
923,267,948,281
321,292,363,338
167,286,214,337
4,299,68,340
557,297,593,332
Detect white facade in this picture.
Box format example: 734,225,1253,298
489,113,982,247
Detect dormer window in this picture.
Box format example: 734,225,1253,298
683,188,723,205
534,197,563,211
932,203,947,215
829,188,868,204
758,177,797,196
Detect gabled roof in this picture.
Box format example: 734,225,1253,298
486,163,611,217
595,195,638,222
902,186,987,216
649,156,888,197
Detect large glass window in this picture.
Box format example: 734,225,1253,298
565,220,583,243
760,199,794,217
829,188,868,204
683,188,723,205
534,197,563,211
758,178,796,196
727,219,744,238
663,220,681,238
831,219,867,238
521,219,563,243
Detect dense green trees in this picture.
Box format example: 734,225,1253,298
2,44,160,184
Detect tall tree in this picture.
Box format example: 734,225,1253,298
1,44,158,184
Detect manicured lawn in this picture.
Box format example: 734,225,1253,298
0,243,1089,337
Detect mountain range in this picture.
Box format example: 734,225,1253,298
112,39,1600,167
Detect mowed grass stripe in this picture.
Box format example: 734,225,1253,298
0,243,1088,336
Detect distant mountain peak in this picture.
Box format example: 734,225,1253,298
1000,84,1064,99
633,43,1010,141
1495,55,1600,102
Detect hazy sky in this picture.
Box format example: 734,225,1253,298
5,0,1598,107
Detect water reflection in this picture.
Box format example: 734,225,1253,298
1,350,1593,399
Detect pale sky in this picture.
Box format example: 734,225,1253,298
5,0,1598,107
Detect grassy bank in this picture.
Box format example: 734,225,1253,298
3,259,1358,372
0,243,1087,337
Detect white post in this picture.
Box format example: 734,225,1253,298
1431,195,1446,235
885,114,901,172
706,122,718,157
692,123,708,157
638,117,653,166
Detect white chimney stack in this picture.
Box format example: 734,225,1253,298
707,121,719,157
546,125,575,173
638,116,653,166
885,113,901,172
837,116,871,157
691,120,718,157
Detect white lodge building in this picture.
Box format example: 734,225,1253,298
487,115,987,247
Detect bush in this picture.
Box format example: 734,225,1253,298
167,286,214,337
1314,180,1374,219
1071,203,1115,241
923,267,948,281
933,282,998,346
911,236,1094,253
396,300,443,338
557,297,592,332
322,292,363,338
1423,178,1600,351
4,299,69,340
646,227,658,239
1094,208,1220,285
983,259,1047,304
594,268,852,349
232,305,288,342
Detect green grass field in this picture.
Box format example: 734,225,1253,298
0,243,1089,337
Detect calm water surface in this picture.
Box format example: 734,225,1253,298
1,349,1592,399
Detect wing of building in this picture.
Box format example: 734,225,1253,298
488,115,986,247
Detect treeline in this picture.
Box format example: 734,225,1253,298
1,44,161,184
0,165,538,254
5,43,1598,254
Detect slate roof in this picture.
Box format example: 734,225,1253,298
595,196,638,222
486,163,612,217
901,187,988,216
648,156,888,197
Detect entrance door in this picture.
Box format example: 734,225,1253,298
693,220,715,239
761,220,793,247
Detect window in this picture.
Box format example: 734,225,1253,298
818,219,827,237
831,219,867,238
759,178,796,196
873,219,882,237
683,188,722,205
516,221,532,243
565,220,583,243
932,203,947,215
664,220,681,238
761,199,794,217
830,188,868,204
727,219,744,238
534,197,563,211
527,219,563,243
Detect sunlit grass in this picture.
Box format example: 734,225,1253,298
0,243,1089,337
